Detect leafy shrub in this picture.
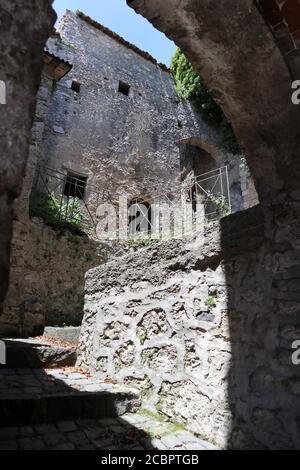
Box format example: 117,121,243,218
30,192,84,235
206,191,231,217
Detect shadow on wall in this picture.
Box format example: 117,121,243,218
179,141,217,181
221,206,300,449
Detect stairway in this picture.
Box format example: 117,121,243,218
0,366,140,427
0,337,218,450
0,337,141,427
3,338,77,368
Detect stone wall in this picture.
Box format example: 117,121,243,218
239,165,259,210
78,205,300,449
1,7,256,337
1,216,125,337
0,67,58,336
0,64,126,337
0,0,55,305
127,0,300,207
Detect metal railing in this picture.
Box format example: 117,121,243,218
29,164,231,240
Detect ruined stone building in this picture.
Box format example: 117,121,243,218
0,10,257,338
1,0,300,452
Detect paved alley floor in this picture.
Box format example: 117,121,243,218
0,367,219,450
0,413,219,450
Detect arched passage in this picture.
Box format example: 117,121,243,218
179,138,218,181
127,0,300,449
127,0,300,205
178,137,239,221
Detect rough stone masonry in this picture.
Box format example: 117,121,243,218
79,204,300,449
42,10,244,201
0,0,55,305
2,0,300,451
1,9,257,336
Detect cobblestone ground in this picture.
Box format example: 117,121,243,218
0,414,219,450
0,367,219,450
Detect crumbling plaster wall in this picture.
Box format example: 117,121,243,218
0,0,55,306
41,10,245,205
1,68,128,337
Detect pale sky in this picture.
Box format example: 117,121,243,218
53,0,176,66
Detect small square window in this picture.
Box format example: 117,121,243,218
64,173,87,200
118,81,130,96
71,80,81,93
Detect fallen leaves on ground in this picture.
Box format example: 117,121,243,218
33,335,78,350
44,365,94,378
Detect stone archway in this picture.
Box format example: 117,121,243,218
179,139,218,181
1,0,300,448
125,0,300,448
127,0,300,206
179,140,220,219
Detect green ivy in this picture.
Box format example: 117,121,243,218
170,48,240,155
220,120,241,155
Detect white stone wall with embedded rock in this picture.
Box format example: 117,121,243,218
78,255,232,445
78,205,300,449
77,209,235,446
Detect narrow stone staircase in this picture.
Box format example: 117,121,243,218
0,336,219,450
3,337,77,368
0,366,141,427
0,337,140,427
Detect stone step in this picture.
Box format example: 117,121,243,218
43,326,81,345
3,338,77,368
0,367,141,427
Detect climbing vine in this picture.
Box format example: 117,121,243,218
170,48,240,155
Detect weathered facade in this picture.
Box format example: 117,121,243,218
39,10,250,205
1,9,256,337
0,51,108,336
0,9,256,337
78,0,300,449
1,0,300,451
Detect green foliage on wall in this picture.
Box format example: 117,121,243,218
30,192,84,235
204,296,217,309
170,48,240,155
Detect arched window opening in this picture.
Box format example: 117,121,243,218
179,141,229,220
